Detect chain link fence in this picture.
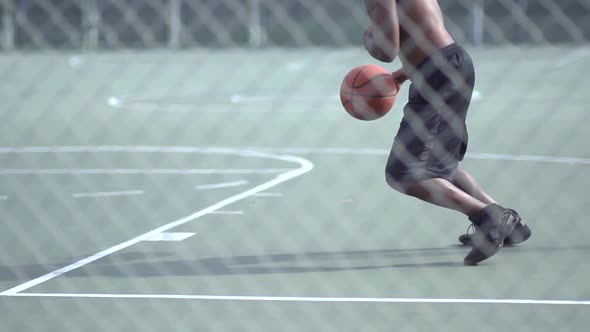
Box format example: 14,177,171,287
1,0,590,50
1,1,590,331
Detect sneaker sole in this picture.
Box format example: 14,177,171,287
464,242,502,266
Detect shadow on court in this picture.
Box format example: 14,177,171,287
1,244,589,281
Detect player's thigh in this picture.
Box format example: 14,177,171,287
386,101,439,179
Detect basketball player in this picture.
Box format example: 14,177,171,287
363,0,531,265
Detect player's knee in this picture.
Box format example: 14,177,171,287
385,167,408,194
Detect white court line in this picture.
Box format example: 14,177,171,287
0,196,7,200
254,192,283,197
0,168,292,175
471,90,482,101
68,56,83,68
467,153,590,164
554,48,590,68
207,211,244,215
0,146,313,296
229,94,340,104
285,61,308,72
235,148,590,165
109,89,482,113
6,293,590,306
0,145,587,299
196,180,249,190
108,95,340,113
72,190,144,198
144,232,196,242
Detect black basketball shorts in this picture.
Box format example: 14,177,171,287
386,43,475,184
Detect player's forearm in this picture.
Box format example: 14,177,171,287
366,0,400,60
364,32,394,63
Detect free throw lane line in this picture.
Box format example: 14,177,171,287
0,148,313,295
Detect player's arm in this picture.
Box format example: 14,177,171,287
364,0,400,63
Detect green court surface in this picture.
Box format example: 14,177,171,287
0,47,589,331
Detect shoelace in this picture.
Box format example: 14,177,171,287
465,209,522,242
505,209,524,225
465,223,475,236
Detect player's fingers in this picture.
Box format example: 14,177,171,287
391,70,406,85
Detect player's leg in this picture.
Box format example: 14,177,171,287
386,158,518,266
384,83,486,219
387,44,517,265
453,167,532,246
386,174,485,218
451,167,496,205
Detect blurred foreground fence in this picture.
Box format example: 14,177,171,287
1,0,589,50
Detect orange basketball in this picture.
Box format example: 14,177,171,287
340,64,398,121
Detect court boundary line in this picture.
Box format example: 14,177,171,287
231,147,590,165
5,293,590,306
0,146,314,296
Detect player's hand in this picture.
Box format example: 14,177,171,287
364,27,393,63
391,69,408,86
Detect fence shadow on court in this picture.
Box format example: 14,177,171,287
1,244,590,282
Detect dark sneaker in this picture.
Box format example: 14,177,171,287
463,204,520,266
459,209,531,246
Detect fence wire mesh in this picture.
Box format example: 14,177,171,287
2,0,590,49
1,1,589,331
